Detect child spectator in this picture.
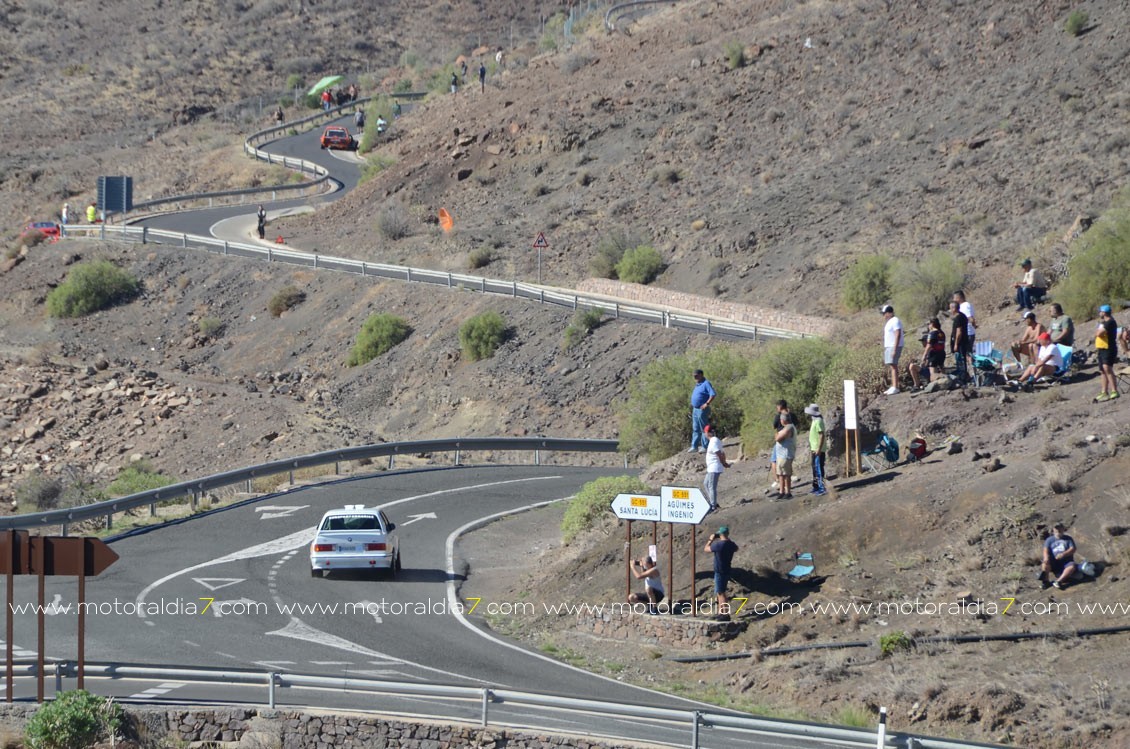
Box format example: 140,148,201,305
909,318,946,390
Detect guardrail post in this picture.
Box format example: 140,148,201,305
289,470,295,485
105,513,112,530
406,268,412,282
534,450,541,466
54,663,63,695
191,490,199,512
268,672,277,709
223,241,229,255
573,296,578,310
480,688,490,727
876,706,887,748
481,278,486,292
663,311,670,328
614,303,619,318
61,523,68,537
142,226,148,244
388,455,395,470
247,478,253,493
706,319,712,335
454,450,461,466
149,502,157,518
268,247,273,262
334,461,340,475
512,281,517,297
361,263,367,277
313,254,318,269
539,289,544,303
447,273,452,288
272,191,277,201
182,233,188,249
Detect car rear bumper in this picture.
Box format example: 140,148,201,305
310,553,393,571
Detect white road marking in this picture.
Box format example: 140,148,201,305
401,512,437,526
0,641,37,658
192,577,245,591
351,600,384,624
309,660,354,666
255,505,310,519
129,682,186,699
183,641,200,647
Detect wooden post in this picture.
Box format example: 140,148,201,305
77,540,87,690
36,538,45,702
5,530,13,702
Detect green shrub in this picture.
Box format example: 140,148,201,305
1065,10,1089,36
616,245,664,284
284,73,304,90
890,250,966,326
562,476,653,543
562,308,604,350
468,247,496,269
879,631,912,657
841,255,892,312
834,706,872,728
25,689,123,749
591,230,640,278
814,343,886,412
105,463,175,497
14,474,63,511
1057,189,1130,319
45,260,140,318
619,347,750,461
734,338,840,453
377,202,411,240
360,154,396,185
268,286,305,317
347,313,412,366
459,311,508,361
197,317,223,337
358,94,395,154
724,41,746,70
394,79,414,93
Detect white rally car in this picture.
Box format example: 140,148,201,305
309,505,400,578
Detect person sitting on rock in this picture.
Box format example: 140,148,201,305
1038,523,1077,590
627,556,664,613
1013,258,1048,311
1011,311,1046,366
1048,303,1074,348
1018,332,1063,389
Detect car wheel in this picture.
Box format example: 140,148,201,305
395,552,402,572
310,568,323,578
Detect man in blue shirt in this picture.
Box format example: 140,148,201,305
704,526,739,620
1039,523,1077,590
688,369,716,453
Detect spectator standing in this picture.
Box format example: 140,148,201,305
1048,303,1075,347
354,108,365,129
687,369,716,453
701,424,730,512
60,203,69,225
949,301,970,383
881,305,903,395
1039,523,1077,590
774,412,797,499
953,290,977,372
321,89,332,112
704,526,738,620
460,59,468,82
495,47,504,67
1014,259,1048,311
450,72,459,94
1012,311,1046,366
768,400,788,494
479,61,487,93
805,404,826,496
1094,304,1120,402
86,202,97,223
393,100,402,118
909,317,946,390
256,205,266,240
627,556,665,613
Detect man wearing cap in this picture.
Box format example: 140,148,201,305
805,404,826,496
704,526,739,620
701,424,730,511
881,305,903,395
1018,332,1063,389
1094,304,1120,402
1011,311,1046,366
688,369,716,453
1014,259,1048,312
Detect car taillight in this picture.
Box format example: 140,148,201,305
313,544,334,552
364,543,387,551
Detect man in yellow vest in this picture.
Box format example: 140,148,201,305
86,202,97,223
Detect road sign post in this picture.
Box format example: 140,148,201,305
532,232,549,284
610,494,660,600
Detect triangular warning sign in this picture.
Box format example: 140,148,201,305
192,577,245,591
532,232,549,248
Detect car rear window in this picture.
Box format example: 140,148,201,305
321,515,380,531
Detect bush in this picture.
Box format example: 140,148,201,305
735,338,840,452
879,631,912,657
377,202,412,240
360,154,396,185
562,476,653,543
468,247,496,269
1065,10,1089,36
14,474,63,511
1057,189,1130,319
25,689,123,749
197,317,223,338
591,231,634,278
724,41,746,70
814,343,886,413
841,255,892,312
105,463,175,497
358,94,395,154
284,73,304,90
268,286,306,317
615,245,664,284
459,311,508,361
347,313,412,366
619,347,750,462
562,308,604,350
45,260,140,318
890,250,966,326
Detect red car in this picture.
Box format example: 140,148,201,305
320,125,355,150
21,221,61,243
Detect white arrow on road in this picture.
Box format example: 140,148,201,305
401,512,437,526
193,577,245,591
351,601,384,624
255,505,310,519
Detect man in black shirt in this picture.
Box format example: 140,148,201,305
949,300,969,383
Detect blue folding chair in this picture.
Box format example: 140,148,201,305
787,552,816,582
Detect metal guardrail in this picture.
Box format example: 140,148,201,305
605,0,681,30
59,222,808,342
0,437,619,533
21,660,1002,749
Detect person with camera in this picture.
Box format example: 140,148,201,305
704,526,739,621
627,556,665,614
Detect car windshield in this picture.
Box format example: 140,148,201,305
326,129,345,137
321,515,379,531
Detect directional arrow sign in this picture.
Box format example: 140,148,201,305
255,505,310,519
401,513,437,526
610,493,660,521
660,486,711,525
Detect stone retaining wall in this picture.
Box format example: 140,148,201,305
575,607,746,649
577,279,837,337
0,704,651,748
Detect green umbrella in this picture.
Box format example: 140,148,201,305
307,75,344,96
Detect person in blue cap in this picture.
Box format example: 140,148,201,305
1094,304,1119,402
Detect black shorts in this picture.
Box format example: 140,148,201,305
927,351,946,368
1098,349,1117,367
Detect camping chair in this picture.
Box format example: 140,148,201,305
1035,345,1075,385
1117,364,1130,394
787,552,816,582
971,343,1004,387
862,433,900,473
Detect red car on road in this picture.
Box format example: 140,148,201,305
320,125,355,150
21,221,61,243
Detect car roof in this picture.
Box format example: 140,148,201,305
323,126,348,134
319,504,377,518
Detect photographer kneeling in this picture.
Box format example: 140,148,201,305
627,556,665,614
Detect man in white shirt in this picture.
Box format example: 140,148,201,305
881,305,903,395
702,424,730,511
1019,332,1063,387
953,290,977,374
